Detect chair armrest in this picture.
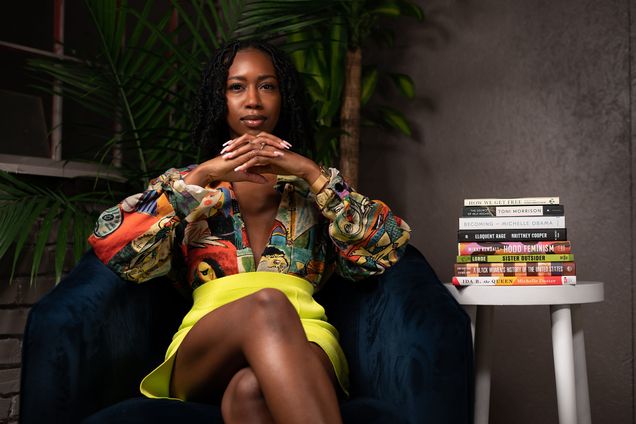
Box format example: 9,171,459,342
20,250,187,424
321,245,474,424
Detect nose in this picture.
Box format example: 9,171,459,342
245,86,262,109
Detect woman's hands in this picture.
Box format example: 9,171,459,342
184,132,321,187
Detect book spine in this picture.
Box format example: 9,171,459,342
462,205,564,217
457,229,567,242
454,262,576,276
463,197,560,206
458,241,572,255
452,275,577,286
456,254,575,263
458,216,565,230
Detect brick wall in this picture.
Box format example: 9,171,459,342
0,247,59,424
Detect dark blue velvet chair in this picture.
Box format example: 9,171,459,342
20,245,473,424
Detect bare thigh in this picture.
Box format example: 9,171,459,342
220,346,340,424
309,343,341,397
169,304,247,402
169,288,310,403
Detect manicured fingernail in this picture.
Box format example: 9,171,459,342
223,139,233,146
220,146,228,154
223,153,232,159
234,165,243,171
274,151,284,157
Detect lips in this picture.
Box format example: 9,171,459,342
240,115,267,128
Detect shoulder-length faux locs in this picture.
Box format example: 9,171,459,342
191,39,313,158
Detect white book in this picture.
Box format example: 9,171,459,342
452,276,576,286
463,197,560,206
458,216,566,230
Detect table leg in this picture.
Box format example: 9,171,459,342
550,304,577,424
474,305,494,424
572,304,592,424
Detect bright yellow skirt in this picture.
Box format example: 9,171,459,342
140,272,349,400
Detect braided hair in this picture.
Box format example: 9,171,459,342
191,39,313,158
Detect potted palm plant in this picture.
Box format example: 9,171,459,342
0,0,422,282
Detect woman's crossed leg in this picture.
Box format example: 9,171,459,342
170,288,342,424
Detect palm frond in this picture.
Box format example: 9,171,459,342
11,0,424,283
55,207,72,282
29,202,60,285
0,203,32,259
9,198,49,282
0,170,115,283
85,0,148,176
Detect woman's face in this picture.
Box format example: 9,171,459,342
225,48,282,138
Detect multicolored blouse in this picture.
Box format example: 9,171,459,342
89,166,411,292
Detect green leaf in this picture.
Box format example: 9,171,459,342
388,72,415,99
378,106,412,136
55,207,73,282
11,0,426,284
126,0,154,48
371,0,424,20
0,203,31,259
0,171,39,196
361,67,379,106
395,0,425,20
30,203,60,284
326,18,346,119
85,1,148,177
288,31,312,70
169,0,212,57
10,199,49,282
73,212,90,264
370,4,402,17
206,0,228,42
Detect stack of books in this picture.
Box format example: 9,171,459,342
452,196,576,286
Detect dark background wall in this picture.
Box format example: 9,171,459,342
360,0,633,423
0,0,633,423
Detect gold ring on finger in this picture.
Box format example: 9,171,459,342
260,142,266,150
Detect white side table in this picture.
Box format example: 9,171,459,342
444,281,604,424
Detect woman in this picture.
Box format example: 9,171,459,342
89,39,410,424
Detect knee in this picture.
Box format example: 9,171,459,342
248,288,297,322
221,368,264,420
232,368,263,402
251,287,289,306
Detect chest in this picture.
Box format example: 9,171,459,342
183,181,330,288
240,205,279,264
229,183,322,266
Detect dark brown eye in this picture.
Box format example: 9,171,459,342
261,82,277,90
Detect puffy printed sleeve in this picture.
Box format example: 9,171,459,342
314,168,411,281
88,166,227,283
